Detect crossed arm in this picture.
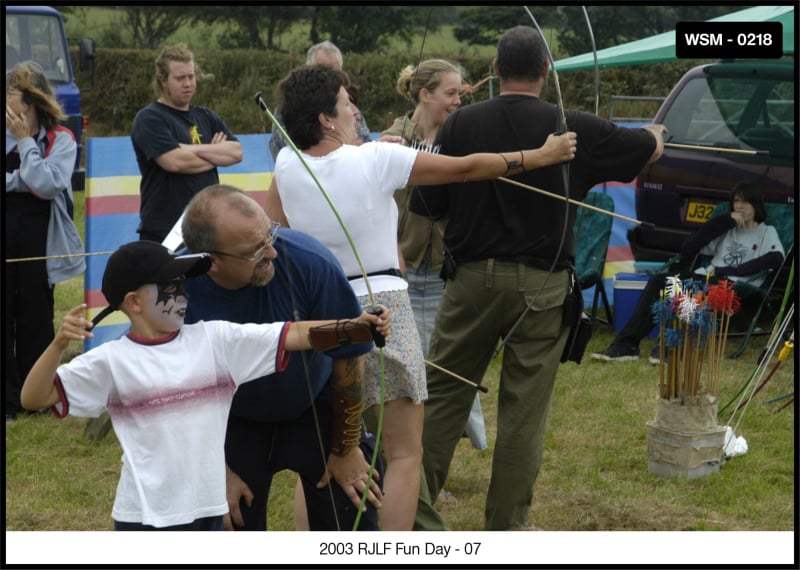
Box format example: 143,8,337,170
155,132,243,174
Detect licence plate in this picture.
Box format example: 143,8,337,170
685,200,717,223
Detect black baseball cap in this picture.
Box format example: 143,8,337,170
91,241,211,327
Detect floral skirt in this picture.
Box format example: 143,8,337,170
358,288,427,407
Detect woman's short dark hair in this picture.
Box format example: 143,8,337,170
731,181,767,223
276,64,348,150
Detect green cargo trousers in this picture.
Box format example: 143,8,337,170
420,259,570,530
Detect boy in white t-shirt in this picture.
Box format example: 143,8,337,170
21,240,389,530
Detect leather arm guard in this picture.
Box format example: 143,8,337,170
330,397,366,456
308,321,373,352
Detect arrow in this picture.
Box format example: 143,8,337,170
497,176,653,227
664,142,768,156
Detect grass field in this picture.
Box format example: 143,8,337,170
5,189,794,565
6,324,794,511
5,324,794,540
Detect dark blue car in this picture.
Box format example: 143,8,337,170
628,58,795,262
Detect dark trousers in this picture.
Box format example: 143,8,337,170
224,382,382,531
4,195,54,417
613,272,670,348
613,271,758,349
114,515,225,531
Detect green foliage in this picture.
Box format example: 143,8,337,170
123,7,193,50
453,6,564,46
64,5,446,54
550,60,707,120
62,5,754,56
454,6,546,46
315,6,442,53
557,5,751,56
453,5,564,46
65,5,718,136
191,6,310,50
62,6,127,48
75,45,694,138
74,47,495,137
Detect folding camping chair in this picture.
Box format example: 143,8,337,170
727,202,794,358
573,191,615,328
687,201,795,358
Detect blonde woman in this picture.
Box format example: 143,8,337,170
382,60,489,506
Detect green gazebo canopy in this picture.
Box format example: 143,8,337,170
553,5,795,72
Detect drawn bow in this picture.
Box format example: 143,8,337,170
254,92,385,531
492,7,573,359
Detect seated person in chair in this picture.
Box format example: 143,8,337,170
591,181,784,363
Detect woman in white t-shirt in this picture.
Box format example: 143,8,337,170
265,64,577,530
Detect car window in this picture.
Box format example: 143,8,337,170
663,74,794,159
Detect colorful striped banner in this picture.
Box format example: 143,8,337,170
84,134,274,350
582,122,650,309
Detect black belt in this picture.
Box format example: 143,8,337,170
348,268,403,281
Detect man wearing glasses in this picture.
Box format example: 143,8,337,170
180,184,383,532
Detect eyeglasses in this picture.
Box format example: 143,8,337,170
208,222,280,263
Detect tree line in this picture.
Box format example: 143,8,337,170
62,5,743,54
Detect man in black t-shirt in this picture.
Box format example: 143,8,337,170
131,43,242,242
410,25,666,531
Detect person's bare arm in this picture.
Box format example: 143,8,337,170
642,124,667,164
316,357,383,510
154,147,217,174
223,465,254,531
21,304,94,410
406,131,577,187
265,177,290,227
183,133,243,166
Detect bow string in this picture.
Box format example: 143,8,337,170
581,5,600,117
492,7,573,359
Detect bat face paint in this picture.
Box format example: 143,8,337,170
140,278,188,333
156,277,188,307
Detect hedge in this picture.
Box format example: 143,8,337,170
73,48,704,137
